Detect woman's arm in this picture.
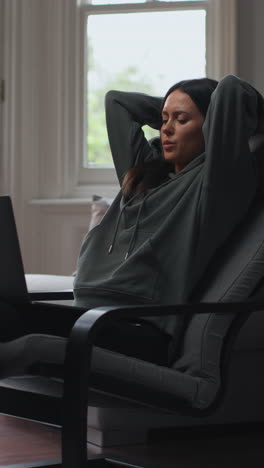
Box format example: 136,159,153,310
200,75,264,239
105,90,162,184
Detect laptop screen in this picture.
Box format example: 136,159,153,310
0,196,29,304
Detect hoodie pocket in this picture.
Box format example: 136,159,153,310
75,225,161,303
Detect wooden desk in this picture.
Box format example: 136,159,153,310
1,413,264,468
0,414,102,467
0,414,60,466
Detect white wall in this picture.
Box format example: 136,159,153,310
0,0,90,275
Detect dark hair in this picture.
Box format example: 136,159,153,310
162,78,219,118
122,78,218,197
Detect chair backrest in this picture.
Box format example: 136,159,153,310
173,134,264,409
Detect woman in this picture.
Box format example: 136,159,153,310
73,75,264,364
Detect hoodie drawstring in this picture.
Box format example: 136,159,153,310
108,177,175,260
125,198,145,260
108,193,139,256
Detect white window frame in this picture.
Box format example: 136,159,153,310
74,0,237,197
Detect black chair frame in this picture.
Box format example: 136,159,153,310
8,299,263,468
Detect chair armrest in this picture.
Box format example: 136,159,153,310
61,300,264,467
64,300,264,347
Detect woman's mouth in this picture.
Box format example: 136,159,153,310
162,140,176,149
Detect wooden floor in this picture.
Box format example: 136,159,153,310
0,414,264,467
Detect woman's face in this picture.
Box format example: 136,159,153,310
161,89,205,172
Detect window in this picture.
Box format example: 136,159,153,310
87,9,206,167
75,0,237,195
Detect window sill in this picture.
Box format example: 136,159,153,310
72,183,119,199
29,198,94,206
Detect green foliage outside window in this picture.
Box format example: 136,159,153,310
86,66,159,166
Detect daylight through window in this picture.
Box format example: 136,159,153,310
82,1,208,168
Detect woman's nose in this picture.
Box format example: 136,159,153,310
163,122,174,135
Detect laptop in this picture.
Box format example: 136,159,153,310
0,195,30,305
0,195,74,306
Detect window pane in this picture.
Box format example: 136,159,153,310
86,9,206,167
